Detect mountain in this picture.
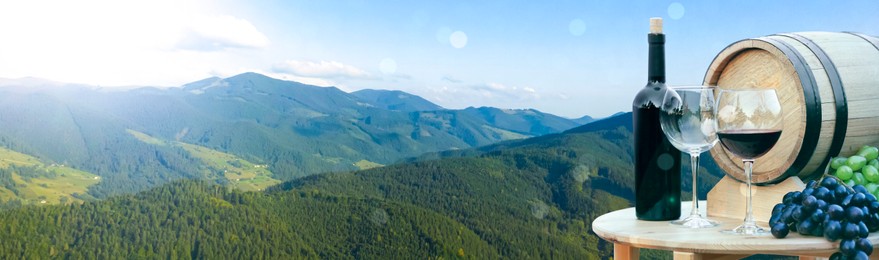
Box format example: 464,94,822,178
351,89,443,112
0,72,586,198
0,112,725,258
572,115,595,125
460,106,581,136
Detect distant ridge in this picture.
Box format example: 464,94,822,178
566,111,632,134
0,72,591,197
351,89,443,112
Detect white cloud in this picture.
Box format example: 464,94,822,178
175,14,270,51
272,60,374,80
470,82,539,100
441,75,463,83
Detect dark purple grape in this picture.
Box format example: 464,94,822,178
803,187,816,197
835,185,851,203
797,219,815,236
793,207,805,222
807,180,818,188
830,252,844,260
842,194,855,208
822,177,839,189
771,221,789,238
853,193,868,207
870,201,879,214
824,220,842,241
869,213,879,232
848,206,865,222
857,237,873,255
782,206,797,224
840,239,857,256
858,221,869,238
783,191,798,205
771,203,786,215
865,193,878,203
812,208,827,222
803,195,819,212
854,185,870,195
828,204,846,220
817,200,829,211
791,191,805,204
815,187,832,202
844,222,860,239
810,222,825,237
854,251,869,260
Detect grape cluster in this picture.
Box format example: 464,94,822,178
831,145,879,193
771,177,878,259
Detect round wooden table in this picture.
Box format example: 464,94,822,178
592,201,879,260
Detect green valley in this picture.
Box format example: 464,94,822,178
0,147,99,205
127,129,280,191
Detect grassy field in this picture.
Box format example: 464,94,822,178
353,159,383,170
128,130,281,191
0,147,99,204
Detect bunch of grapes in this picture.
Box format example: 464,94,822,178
770,177,879,259
831,145,879,197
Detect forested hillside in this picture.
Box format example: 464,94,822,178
0,112,725,259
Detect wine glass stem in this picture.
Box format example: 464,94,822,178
743,159,756,226
689,153,700,218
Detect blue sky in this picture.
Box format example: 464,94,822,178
0,1,877,118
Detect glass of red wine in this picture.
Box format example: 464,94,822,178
660,86,720,228
716,88,783,235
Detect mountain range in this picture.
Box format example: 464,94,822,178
0,111,727,259
0,72,594,199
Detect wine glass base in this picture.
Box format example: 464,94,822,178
722,224,769,235
671,215,720,228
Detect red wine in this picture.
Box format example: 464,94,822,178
717,129,782,159
632,18,680,221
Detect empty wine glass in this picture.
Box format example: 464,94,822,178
716,88,783,235
660,86,720,228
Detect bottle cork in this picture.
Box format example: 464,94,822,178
650,17,663,34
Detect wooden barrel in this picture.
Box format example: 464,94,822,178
706,32,879,185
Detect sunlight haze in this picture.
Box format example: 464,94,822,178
1,0,877,118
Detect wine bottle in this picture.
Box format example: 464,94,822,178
632,17,681,220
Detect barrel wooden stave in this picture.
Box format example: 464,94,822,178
707,32,879,184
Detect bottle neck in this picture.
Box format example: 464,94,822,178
648,33,665,83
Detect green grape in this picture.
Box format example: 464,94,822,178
854,172,868,186
857,145,879,161
870,159,879,169
863,165,879,183
847,156,868,172
832,157,849,170
866,183,879,194
836,165,854,181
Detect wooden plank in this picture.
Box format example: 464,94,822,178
673,252,747,260
613,243,639,260
707,176,804,223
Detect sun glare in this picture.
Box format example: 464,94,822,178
0,0,264,86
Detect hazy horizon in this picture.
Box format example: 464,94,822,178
1,0,877,118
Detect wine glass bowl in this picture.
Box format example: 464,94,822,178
659,86,720,228
715,88,783,235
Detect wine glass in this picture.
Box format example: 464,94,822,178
659,86,720,228
715,88,783,235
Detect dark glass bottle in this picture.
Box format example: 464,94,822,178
632,18,681,221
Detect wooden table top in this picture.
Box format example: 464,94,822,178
592,201,879,257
